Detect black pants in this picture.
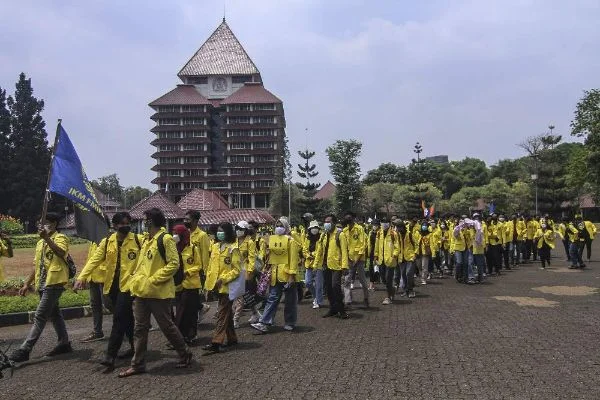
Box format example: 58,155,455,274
524,239,533,260
368,256,377,283
579,238,593,260
379,265,387,284
563,239,571,261
106,290,134,358
175,289,199,340
324,268,344,314
386,266,398,298
502,245,510,268
539,245,551,268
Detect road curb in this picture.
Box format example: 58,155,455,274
0,306,88,328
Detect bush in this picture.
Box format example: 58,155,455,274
0,215,24,235
10,234,89,249
0,290,90,314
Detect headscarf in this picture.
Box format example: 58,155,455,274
172,224,190,254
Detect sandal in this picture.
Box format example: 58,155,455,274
176,352,193,368
201,344,221,356
118,367,146,378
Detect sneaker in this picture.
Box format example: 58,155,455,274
421,280,427,285
427,273,432,280
81,332,104,343
283,325,294,331
382,297,391,305
45,343,73,357
399,291,406,297
467,278,475,285
540,267,546,270
8,348,30,363
250,322,269,333
350,283,354,290
312,301,320,309
233,320,240,329
408,291,416,298
248,313,261,324
337,312,350,319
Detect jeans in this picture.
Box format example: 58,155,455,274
454,250,471,281
399,261,415,292
89,281,104,336
305,268,324,306
385,266,398,298
509,241,521,265
349,261,368,302
131,297,189,370
418,256,433,281
324,268,344,314
563,239,571,261
260,282,298,327
21,286,69,352
570,242,584,267
472,254,486,279
106,290,134,358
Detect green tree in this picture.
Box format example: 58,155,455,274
393,183,442,218
123,186,152,208
490,158,528,185
0,88,12,214
452,157,490,187
326,139,362,213
91,173,124,204
6,73,51,228
507,181,532,215
362,163,407,185
447,186,484,215
407,160,441,185
362,182,397,217
296,149,320,196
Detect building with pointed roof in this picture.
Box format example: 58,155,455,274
314,180,336,200
150,19,285,209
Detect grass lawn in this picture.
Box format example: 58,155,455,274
2,242,90,280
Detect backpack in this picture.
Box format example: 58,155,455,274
154,232,184,284
104,232,141,258
65,254,77,279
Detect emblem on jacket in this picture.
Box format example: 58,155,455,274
224,256,231,265
147,250,153,259
187,257,194,265
128,251,137,260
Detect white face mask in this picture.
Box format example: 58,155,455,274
274,227,286,235
310,228,320,235
236,230,245,238
323,223,332,232
44,224,52,233
172,234,180,244
382,223,390,230
336,227,342,233
499,218,505,222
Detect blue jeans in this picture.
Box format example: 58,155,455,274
89,281,104,336
455,250,471,280
260,282,298,327
570,242,584,267
22,286,69,352
305,268,324,306
472,254,486,278
399,261,415,292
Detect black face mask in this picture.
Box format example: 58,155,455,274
184,222,192,229
117,225,131,235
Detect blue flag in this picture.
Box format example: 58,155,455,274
49,124,108,243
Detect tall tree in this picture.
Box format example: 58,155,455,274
124,186,152,208
452,157,490,187
91,173,124,204
326,139,362,213
296,149,320,196
7,73,51,228
362,163,408,185
0,88,12,214
362,182,397,217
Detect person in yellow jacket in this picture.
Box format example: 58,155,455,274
9,212,72,363
470,216,487,283
439,221,451,272
429,220,443,277
375,218,399,305
580,217,596,262
486,214,503,274
202,222,242,354
118,208,192,378
245,220,266,325
534,222,555,269
417,223,435,286
74,212,143,370
183,210,211,320
566,219,586,269
303,220,324,309
171,224,202,344
524,216,540,262
231,221,252,329
315,214,349,318
396,222,418,298
0,231,14,283
366,219,380,290
453,216,473,283
342,211,369,307
557,217,570,262
78,240,107,343
498,214,512,270
251,217,301,332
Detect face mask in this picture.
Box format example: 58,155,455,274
382,223,390,230
323,223,332,232
499,218,505,222
44,224,52,233
310,228,320,235
117,225,131,235
184,222,192,229
274,227,286,235
172,234,180,243
216,231,225,241
144,220,152,230
236,230,245,238
421,225,428,232
336,227,342,233
441,224,446,229
541,224,547,229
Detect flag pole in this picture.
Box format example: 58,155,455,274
40,119,62,224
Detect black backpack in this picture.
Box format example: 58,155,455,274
155,232,185,285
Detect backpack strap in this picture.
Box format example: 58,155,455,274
156,232,167,264
103,233,115,261
134,234,141,250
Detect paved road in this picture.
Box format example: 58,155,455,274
1,250,599,399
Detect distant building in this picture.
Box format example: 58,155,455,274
425,155,449,164
314,180,336,200
149,19,285,209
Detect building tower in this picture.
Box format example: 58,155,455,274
149,19,285,208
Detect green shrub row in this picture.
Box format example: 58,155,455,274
9,234,89,249
0,290,90,314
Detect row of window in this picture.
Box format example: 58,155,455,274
158,156,207,164
229,154,277,163
230,142,275,150
227,116,276,124
159,181,274,190
158,118,206,126
156,105,206,113
157,131,206,139
158,144,207,151
159,168,274,177
227,103,276,111
227,129,277,138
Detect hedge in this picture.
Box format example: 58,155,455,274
0,290,90,314
10,234,88,249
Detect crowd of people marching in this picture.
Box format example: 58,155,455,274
1,208,596,378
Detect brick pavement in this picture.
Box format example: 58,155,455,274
1,249,600,399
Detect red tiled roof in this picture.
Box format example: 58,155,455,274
149,85,212,106
220,83,282,105
580,194,596,208
129,191,184,220
314,180,336,200
198,209,275,226
177,189,230,211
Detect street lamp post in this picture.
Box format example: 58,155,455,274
531,173,538,215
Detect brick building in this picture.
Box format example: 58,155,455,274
149,19,285,209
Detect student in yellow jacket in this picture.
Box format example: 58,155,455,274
534,222,555,269
119,208,192,378
79,240,107,343
366,219,380,290
303,220,324,309
9,213,72,363
75,212,144,370
396,221,418,299
342,211,369,307
566,220,585,269
581,218,597,262
0,231,14,283
453,217,473,283
525,216,540,262
251,217,301,332
376,218,399,304
203,222,241,354
315,215,349,318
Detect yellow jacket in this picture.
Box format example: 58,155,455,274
34,232,70,289
526,220,540,240
190,227,211,272
315,231,348,271
79,232,144,294
535,229,556,249
266,234,300,283
500,222,513,244
487,222,502,246
556,223,566,240
85,242,105,283
204,242,241,294
440,229,451,250
302,234,321,269
0,239,11,282
398,230,418,262
584,221,597,239
374,229,399,266
417,234,433,256
430,227,442,253
247,235,267,273
128,228,179,299
343,224,367,263
452,226,471,252
179,244,202,290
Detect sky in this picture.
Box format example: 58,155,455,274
1,0,599,189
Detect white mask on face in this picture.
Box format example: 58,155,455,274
336,227,342,233
236,230,245,238
172,234,180,243
310,228,320,235
382,223,390,230
274,227,286,235
44,224,52,233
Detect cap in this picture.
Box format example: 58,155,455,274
308,220,320,229
236,220,249,230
